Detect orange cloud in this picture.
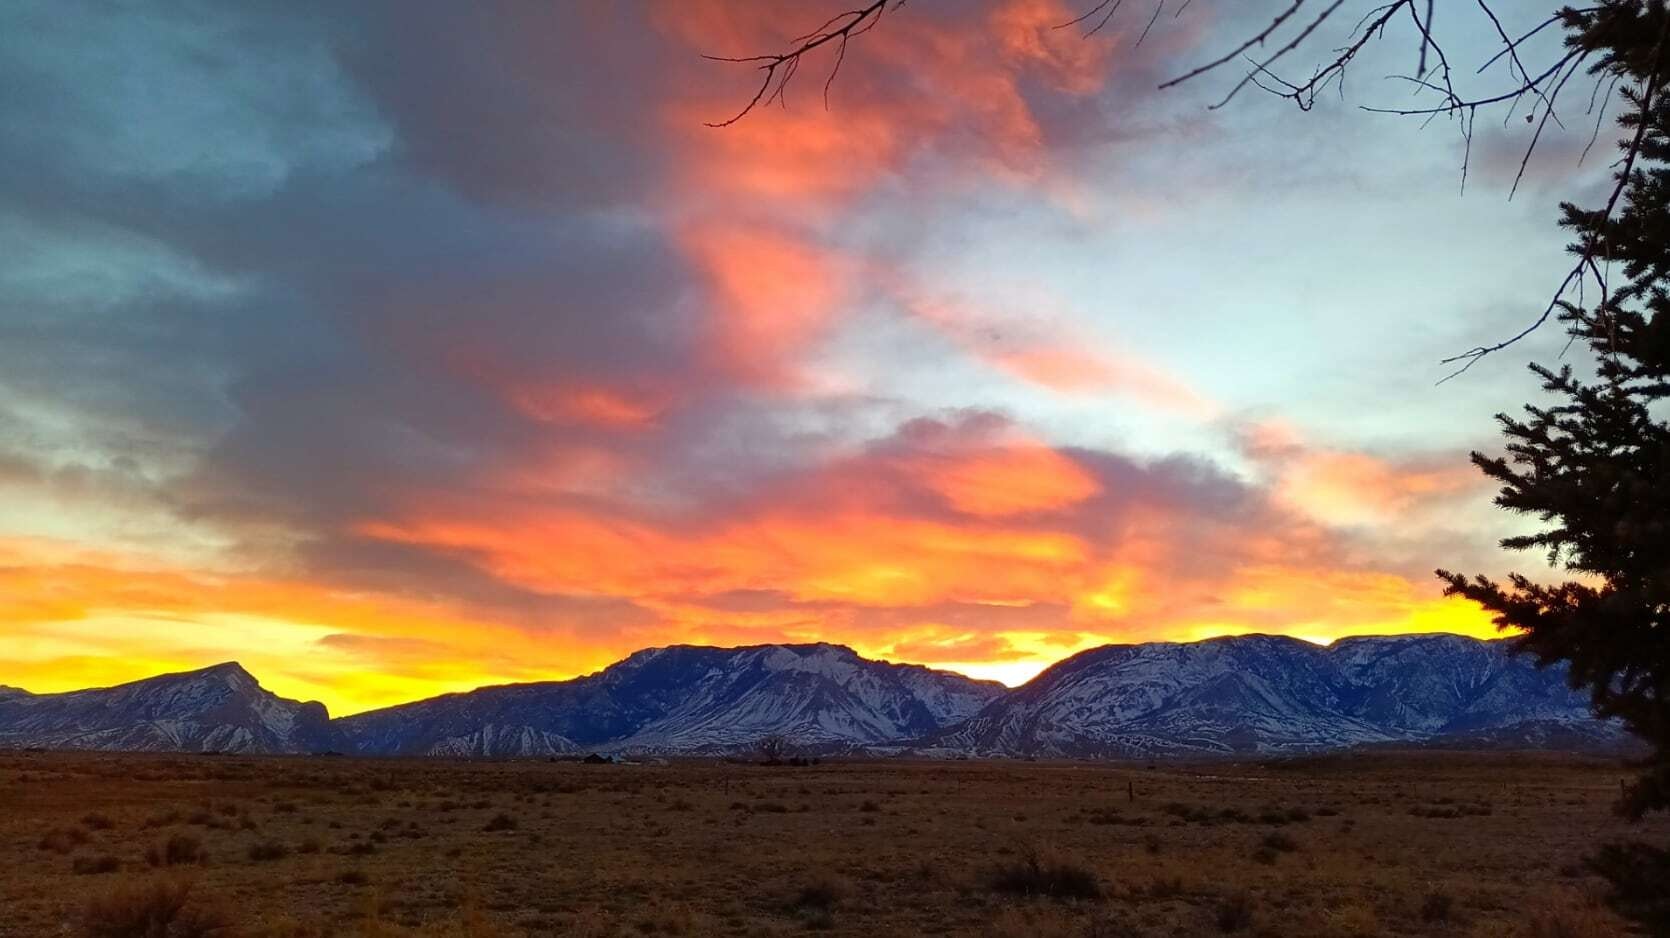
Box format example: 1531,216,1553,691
1239,419,1481,527
645,0,1139,386
344,412,1499,698
656,0,1116,206
512,384,665,430
676,221,847,385
360,506,1088,609
922,444,1099,517
903,290,1219,415
5,401,1504,709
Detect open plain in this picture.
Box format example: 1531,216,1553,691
2,749,1662,938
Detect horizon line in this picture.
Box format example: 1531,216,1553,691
3,628,1509,717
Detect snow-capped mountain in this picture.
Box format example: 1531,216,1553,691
931,634,1618,758
337,643,1005,757
0,663,341,754
0,635,1623,758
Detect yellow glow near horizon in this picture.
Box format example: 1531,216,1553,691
0,528,1507,716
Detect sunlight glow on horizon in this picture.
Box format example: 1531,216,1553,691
0,1,1560,718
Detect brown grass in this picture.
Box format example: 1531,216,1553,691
0,749,1661,936
79,879,237,938
146,833,205,867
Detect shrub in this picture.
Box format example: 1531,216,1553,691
73,856,121,875
41,827,91,853
142,811,183,830
791,876,848,912
1147,876,1184,899
1420,891,1455,924
247,841,288,862
1216,893,1255,933
336,869,370,886
79,879,237,938
1589,842,1670,934
146,834,205,867
1087,809,1147,827
82,813,116,831
985,848,1102,901
482,813,518,832
1260,832,1298,853
787,876,848,932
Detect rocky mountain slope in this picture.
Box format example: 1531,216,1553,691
0,663,340,754
338,643,1004,757
930,634,1617,758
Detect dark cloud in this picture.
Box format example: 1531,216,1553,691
337,1,675,210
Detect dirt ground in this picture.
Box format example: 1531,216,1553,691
2,748,1662,937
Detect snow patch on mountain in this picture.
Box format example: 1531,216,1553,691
338,642,1003,757
931,633,1616,758
0,663,339,754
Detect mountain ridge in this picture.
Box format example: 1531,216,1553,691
927,632,1620,758
0,660,341,754
336,641,1004,757
0,633,1627,758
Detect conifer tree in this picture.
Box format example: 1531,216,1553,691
1439,4,1670,931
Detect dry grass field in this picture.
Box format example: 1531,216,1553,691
2,749,1663,937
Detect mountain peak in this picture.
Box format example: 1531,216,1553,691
0,660,340,755
174,661,260,689
932,631,1610,758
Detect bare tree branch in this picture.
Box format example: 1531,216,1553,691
702,1,895,128
703,2,1657,376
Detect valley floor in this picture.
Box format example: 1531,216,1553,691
1,750,1663,937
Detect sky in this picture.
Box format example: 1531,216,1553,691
0,0,1615,714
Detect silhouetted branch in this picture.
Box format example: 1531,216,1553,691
702,0,896,127
705,2,1658,374
1057,0,1125,38
1440,12,1670,382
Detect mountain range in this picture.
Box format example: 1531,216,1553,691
0,634,1626,759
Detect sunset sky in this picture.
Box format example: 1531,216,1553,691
0,1,1610,714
